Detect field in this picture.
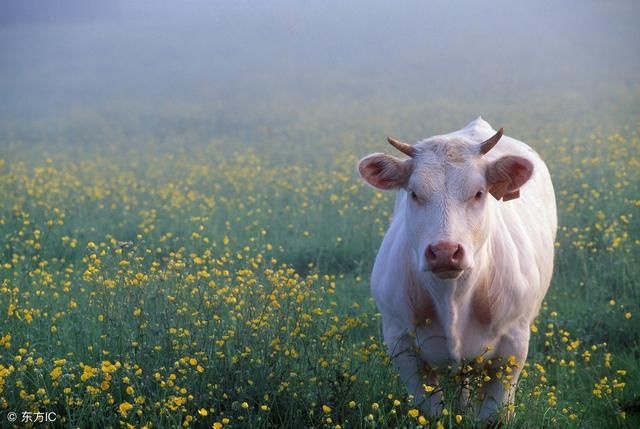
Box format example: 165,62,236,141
1,89,639,429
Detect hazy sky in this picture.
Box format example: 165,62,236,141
1,0,639,119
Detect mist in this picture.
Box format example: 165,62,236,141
1,4,639,426
1,0,639,136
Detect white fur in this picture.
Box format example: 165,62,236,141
362,118,557,419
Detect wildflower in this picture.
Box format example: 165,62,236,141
80,365,98,382
118,402,133,417
50,367,62,381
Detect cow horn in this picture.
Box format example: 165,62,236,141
479,128,504,155
387,137,416,157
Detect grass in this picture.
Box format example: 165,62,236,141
0,91,638,428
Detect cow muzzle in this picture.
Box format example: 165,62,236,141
425,240,466,279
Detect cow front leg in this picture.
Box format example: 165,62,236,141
477,325,529,422
385,331,443,416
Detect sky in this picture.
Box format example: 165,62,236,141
1,0,639,120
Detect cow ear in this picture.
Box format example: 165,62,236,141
358,153,411,190
486,156,533,201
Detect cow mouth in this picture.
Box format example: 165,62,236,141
431,268,464,279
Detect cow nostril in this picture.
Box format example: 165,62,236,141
426,245,436,262
452,245,463,262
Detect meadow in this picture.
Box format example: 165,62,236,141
0,89,639,428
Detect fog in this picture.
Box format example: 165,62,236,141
1,0,639,131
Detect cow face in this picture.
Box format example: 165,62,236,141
358,131,533,279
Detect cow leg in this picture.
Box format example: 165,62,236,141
477,324,529,422
384,327,443,415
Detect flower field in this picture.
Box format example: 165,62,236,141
1,94,639,428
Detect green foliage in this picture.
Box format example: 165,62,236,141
0,90,638,428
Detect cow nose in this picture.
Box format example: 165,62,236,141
426,241,464,272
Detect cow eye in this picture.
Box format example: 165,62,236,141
410,191,418,201
474,190,484,200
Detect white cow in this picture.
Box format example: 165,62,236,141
358,118,556,421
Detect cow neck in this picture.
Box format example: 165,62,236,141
409,242,494,360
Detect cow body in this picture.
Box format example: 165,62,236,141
359,118,556,420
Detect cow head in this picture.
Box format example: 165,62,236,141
358,128,533,280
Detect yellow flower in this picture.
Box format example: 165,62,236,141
455,414,463,424
322,404,331,413
80,365,98,382
212,423,223,429
408,408,419,418
50,367,62,380
241,401,249,409
118,402,133,417
198,408,208,416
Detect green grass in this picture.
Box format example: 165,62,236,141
0,91,638,428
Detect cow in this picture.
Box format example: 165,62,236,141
357,117,557,421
